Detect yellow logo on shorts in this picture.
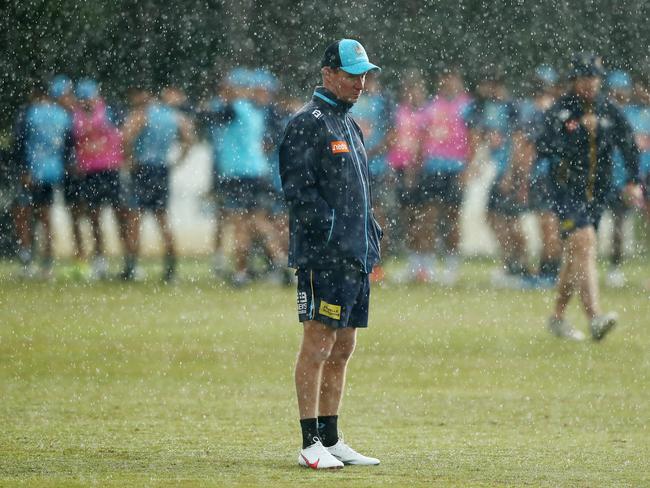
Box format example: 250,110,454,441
561,219,575,231
319,300,341,320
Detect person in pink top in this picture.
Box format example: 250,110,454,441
416,69,473,285
386,70,427,279
72,78,124,279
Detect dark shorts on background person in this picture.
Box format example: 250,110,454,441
82,170,121,209
419,172,464,206
221,177,273,211
528,177,554,212
554,199,604,239
134,164,169,211
118,171,138,211
63,174,84,206
30,182,55,207
605,188,630,216
488,182,525,216
296,267,370,329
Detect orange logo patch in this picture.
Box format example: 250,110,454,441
331,140,350,154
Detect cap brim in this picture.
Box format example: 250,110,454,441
341,62,381,75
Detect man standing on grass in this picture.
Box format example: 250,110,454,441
279,39,383,469
539,54,642,341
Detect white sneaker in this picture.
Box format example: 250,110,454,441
547,317,585,341
605,268,626,288
92,256,109,280
326,439,380,466
298,440,344,469
590,313,618,341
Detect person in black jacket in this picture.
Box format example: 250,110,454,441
538,54,643,341
279,39,382,469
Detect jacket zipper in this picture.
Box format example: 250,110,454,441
344,117,370,273
327,209,335,244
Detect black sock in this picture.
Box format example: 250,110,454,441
300,418,319,449
317,415,338,447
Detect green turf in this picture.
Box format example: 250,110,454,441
1,259,649,487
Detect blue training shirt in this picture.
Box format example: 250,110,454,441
216,98,269,179
467,99,514,179
133,103,180,166
24,101,72,184
351,92,390,177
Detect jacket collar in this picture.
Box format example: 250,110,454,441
312,87,353,114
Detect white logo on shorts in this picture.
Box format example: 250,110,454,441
297,291,308,314
312,109,322,119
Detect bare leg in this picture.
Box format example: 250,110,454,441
34,205,53,262
154,208,174,256
14,204,33,254
318,327,357,416
88,208,103,257
251,210,285,264
554,226,600,321
69,205,86,260
231,211,251,273
540,211,561,263
295,321,337,419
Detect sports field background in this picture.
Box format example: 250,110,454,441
1,259,648,487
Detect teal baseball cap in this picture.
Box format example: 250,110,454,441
321,39,381,75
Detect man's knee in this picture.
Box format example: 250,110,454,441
300,321,337,364
328,329,357,364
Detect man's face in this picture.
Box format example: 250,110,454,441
324,67,366,104
574,76,601,101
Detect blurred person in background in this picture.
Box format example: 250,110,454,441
386,69,427,282
418,68,472,286
603,70,639,288
467,74,528,288
517,65,562,286
253,68,294,284
198,77,233,279
122,86,195,283
13,82,73,278
350,73,393,282
539,53,641,341
206,68,287,287
72,79,125,280
49,75,89,272
632,80,650,259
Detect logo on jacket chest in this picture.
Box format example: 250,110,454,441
330,140,350,154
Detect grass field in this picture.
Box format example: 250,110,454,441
1,258,649,487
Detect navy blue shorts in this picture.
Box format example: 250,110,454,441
296,268,370,329
29,182,55,207
528,176,554,212
488,182,526,216
81,170,121,209
554,200,604,240
63,174,84,205
134,165,169,211
421,172,464,206
218,178,274,211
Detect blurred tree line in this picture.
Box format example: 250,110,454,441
2,0,650,131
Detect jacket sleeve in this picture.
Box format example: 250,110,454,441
536,104,562,160
611,104,640,184
279,113,332,229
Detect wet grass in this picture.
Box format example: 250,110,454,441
1,258,649,487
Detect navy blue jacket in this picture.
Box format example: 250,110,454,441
537,92,640,206
279,87,382,273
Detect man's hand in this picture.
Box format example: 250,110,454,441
622,183,643,208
